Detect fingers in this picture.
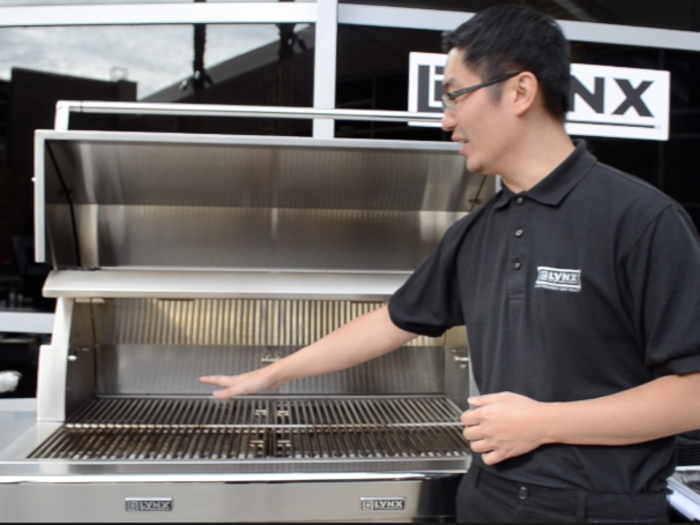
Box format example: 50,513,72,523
212,387,239,400
461,409,480,426
200,375,244,399
199,375,231,386
463,424,484,442
465,433,506,465
481,450,505,466
467,393,504,407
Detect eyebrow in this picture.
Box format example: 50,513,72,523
442,78,457,90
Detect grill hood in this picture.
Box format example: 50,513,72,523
35,131,492,298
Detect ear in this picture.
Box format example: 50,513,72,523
509,72,540,117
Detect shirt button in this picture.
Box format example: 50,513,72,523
518,487,529,500
516,197,524,205
514,261,521,270
515,229,524,237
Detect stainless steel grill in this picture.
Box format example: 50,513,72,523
29,396,469,461
0,128,487,522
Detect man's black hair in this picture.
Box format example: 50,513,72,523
442,4,570,121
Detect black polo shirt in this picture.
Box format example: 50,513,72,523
388,140,700,494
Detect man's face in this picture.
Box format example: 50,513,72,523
441,48,512,175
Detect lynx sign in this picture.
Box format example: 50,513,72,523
408,52,670,141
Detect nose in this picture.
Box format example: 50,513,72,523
442,110,457,133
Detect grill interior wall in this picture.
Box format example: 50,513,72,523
65,299,459,415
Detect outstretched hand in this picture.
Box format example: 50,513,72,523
200,369,281,400
461,392,554,465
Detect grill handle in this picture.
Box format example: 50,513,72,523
54,100,442,131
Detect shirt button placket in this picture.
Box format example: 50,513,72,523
507,195,528,295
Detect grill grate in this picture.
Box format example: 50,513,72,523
29,396,469,461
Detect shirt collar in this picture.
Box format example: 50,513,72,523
493,140,596,210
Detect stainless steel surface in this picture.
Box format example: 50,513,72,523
0,399,37,453
42,270,413,300
94,345,442,395
36,131,482,271
669,472,700,521
53,101,443,131
0,477,460,522
22,126,477,522
54,297,446,396
43,207,465,271
89,298,438,348
36,297,72,423
29,395,468,462
94,345,444,396
32,132,47,263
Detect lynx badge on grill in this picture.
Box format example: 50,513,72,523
126,498,173,512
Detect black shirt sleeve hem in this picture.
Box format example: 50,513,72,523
652,352,700,378
387,299,449,339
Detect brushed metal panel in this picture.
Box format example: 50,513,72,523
95,345,443,396
44,138,472,211
48,205,466,271
91,298,441,347
0,459,470,479
39,132,492,271
42,270,412,301
0,477,461,522
36,298,73,423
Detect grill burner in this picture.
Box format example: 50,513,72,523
29,396,469,461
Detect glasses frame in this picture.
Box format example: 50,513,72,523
442,71,523,113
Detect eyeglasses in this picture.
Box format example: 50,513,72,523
442,72,523,113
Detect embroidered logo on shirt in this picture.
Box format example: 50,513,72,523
535,267,582,292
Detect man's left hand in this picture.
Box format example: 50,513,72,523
461,392,553,465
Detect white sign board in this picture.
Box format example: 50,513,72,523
408,52,670,141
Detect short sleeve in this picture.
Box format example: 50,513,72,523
388,219,467,338
623,205,700,377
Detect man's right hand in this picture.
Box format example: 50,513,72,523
200,368,281,399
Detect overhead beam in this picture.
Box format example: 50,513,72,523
337,4,700,52
0,2,317,27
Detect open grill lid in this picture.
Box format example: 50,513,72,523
35,130,492,299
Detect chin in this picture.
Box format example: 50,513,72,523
465,158,483,174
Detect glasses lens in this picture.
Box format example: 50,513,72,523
442,94,453,113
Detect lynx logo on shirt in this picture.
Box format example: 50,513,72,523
535,267,582,292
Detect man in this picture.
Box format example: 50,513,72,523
201,5,700,522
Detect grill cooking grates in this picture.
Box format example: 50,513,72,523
28,396,470,461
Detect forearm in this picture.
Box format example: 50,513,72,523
544,372,700,446
262,305,417,387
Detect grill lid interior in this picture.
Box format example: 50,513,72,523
37,131,492,276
